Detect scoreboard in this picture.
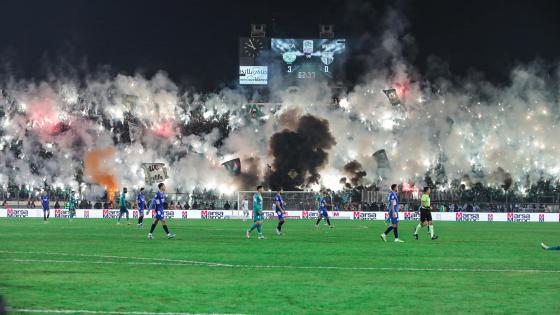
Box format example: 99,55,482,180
239,37,346,87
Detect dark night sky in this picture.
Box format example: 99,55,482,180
1,0,559,91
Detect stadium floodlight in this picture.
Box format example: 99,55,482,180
319,24,334,39
250,24,266,37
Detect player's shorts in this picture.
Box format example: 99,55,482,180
420,208,432,222
320,209,329,218
138,209,145,216
253,214,263,222
276,211,284,220
42,208,49,212
390,215,399,224
120,207,128,214
155,210,165,220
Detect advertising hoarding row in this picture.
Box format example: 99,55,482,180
1,209,559,222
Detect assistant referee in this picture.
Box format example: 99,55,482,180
413,187,438,240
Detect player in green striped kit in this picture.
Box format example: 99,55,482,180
68,190,77,221
246,185,265,240
117,187,131,225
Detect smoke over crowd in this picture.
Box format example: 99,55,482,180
269,114,336,190
0,6,559,199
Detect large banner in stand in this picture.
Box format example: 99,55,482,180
0,209,559,222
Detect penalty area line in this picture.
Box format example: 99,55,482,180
9,308,242,315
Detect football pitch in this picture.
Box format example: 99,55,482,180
0,218,559,314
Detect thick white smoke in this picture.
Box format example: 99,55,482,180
0,6,559,198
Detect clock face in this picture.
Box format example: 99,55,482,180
243,38,265,58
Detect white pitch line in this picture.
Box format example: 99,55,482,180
0,250,233,267
0,258,199,267
9,308,242,315
1,254,560,274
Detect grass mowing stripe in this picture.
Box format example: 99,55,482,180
2,219,559,314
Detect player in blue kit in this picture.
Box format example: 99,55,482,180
274,187,287,235
380,184,404,243
147,183,175,240
41,190,50,222
541,243,560,250
136,187,146,227
315,190,333,228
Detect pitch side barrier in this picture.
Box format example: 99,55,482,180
1,208,559,222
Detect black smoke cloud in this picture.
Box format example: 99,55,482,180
268,115,336,190
238,157,261,190
340,160,368,188
490,167,513,191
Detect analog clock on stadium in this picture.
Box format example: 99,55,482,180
242,38,265,58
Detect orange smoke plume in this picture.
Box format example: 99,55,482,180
84,148,119,204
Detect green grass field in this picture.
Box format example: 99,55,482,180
0,218,559,315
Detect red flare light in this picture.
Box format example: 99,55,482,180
393,82,409,99
151,119,176,138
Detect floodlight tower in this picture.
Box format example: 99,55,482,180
319,24,335,39
250,24,266,38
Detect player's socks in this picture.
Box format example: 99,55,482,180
429,225,434,238
414,223,422,235
315,218,322,226
393,227,399,239
326,218,332,226
249,223,257,232
117,213,122,223
549,245,560,250
383,226,393,235
256,224,263,236
277,221,284,232
138,216,144,224
149,223,157,233
163,225,170,234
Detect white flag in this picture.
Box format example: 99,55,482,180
142,163,169,184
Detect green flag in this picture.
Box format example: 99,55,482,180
222,158,241,175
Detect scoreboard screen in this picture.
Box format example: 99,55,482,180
271,38,346,84
238,37,346,87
